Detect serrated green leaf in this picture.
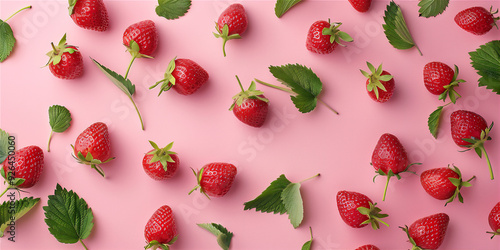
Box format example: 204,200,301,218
0,129,10,162
156,0,191,20
269,64,322,113
197,223,233,250
275,0,302,18
428,106,444,138
0,197,40,237
281,183,303,228
469,40,500,94
49,105,72,133
418,0,449,18
383,1,421,54
43,184,94,244
244,174,291,214
0,20,15,62
91,58,135,96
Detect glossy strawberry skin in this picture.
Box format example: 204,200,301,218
454,7,496,35
366,70,394,103
348,0,371,12
450,110,488,147
306,20,337,54
336,191,372,228
489,202,500,235
423,62,454,95
1,146,44,188
144,205,177,245
70,0,109,32
200,163,237,197
49,46,84,80
73,122,111,162
171,59,209,95
233,95,268,127
372,133,408,175
143,151,179,180
355,245,380,250
217,4,248,36
420,168,459,200
408,213,449,250
123,20,158,57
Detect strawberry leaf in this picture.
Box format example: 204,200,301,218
0,20,15,62
0,197,40,237
428,106,444,138
156,0,192,20
301,227,313,250
418,0,449,18
0,129,10,162
43,184,94,246
383,1,422,55
281,182,303,228
469,40,500,94
197,223,233,250
49,105,72,133
244,174,290,214
275,0,302,18
91,58,135,96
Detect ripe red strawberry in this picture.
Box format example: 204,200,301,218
348,0,372,12
361,62,394,103
122,20,159,80
336,191,389,230
213,3,248,57
401,213,450,250
487,202,500,238
455,6,499,35
306,19,353,54
450,110,494,179
151,57,209,96
355,245,380,250
0,145,44,196
45,34,83,80
423,62,464,103
72,122,114,177
143,141,179,180
189,162,237,198
144,205,178,250
230,76,269,127
420,165,475,205
69,0,109,32
372,133,419,201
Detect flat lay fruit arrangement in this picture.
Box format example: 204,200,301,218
0,0,499,249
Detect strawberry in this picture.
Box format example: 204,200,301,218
144,205,178,250
487,202,500,238
372,133,419,201
454,6,499,35
400,213,450,250
420,165,475,205
71,122,114,177
151,57,209,96
348,0,372,12
0,145,44,197
213,3,248,57
69,0,109,32
45,34,83,80
336,191,389,230
423,62,464,103
143,141,179,180
450,110,494,179
306,19,353,54
189,162,237,198
360,62,394,103
122,20,159,79
355,245,380,250
230,76,269,127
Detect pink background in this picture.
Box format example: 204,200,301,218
1,0,500,249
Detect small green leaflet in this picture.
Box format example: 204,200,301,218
0,129,10,162
197,223,233,250
49,105,72,133
469,40,500,94
281,183,303,228
0,20,15,62
383,1,422,55
0,197,40,237
275,0,302,18
43,184,94,248
301,227,313,250
92,58,135,96
428,106,444,138
156,0,192,20
418,0,449,18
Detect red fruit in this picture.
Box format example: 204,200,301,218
144,205,178,250
123,20,158,58
306,19,353,54
336,191,389,230
487,202,500,238
355,245,380,250
423,62,464,102
230,76,269,127
213,3,248,57
46,34,83,80
348,0,372,12
420,165,475,205
69,0,109,32
189,163,237,198
1,146,44,194
401,213,450,250
72,122,114,177
361,62,394,103
454,6,499,35
142,141,179,180
151,57,209,96
450,110,494,179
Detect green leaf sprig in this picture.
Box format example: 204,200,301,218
0,197,40,237
0,6,31,62
383,1,422,55
418,0,449,18
47,105,72,152
197,223,233,250
469,40,500,94
275,0,303,18
156,0,192,20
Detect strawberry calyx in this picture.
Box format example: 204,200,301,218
460,122,494,180
0,168,26,198
490,6,499,29
149,57,177,96
361,62,393,100
71,145,114,178
321,19,353,47
445,164,475,206
229,75,269,111
400,225,424,250
373,162,421,201
357,201,389,230
144,236,178,250
487,229,500,239
188,168,210,199
213,23,242,57
147,141,177,172
124,40,154,79
68,0,78,15
45,33,77,67
438,65,464,104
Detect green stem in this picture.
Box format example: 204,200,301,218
91,164,105,178
376,218,390,227
317,99,339,115
47,130,54,152
299,173,320,184
254,79,295,94
4,6,31,22
466,175,476,183
415,44,423,56
129,96,144,130
235,75,245,92
382,176,391,201
124,54,137,80
0,187,10,198
482,146,494,180
80,239,88,250
222,38,228,57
